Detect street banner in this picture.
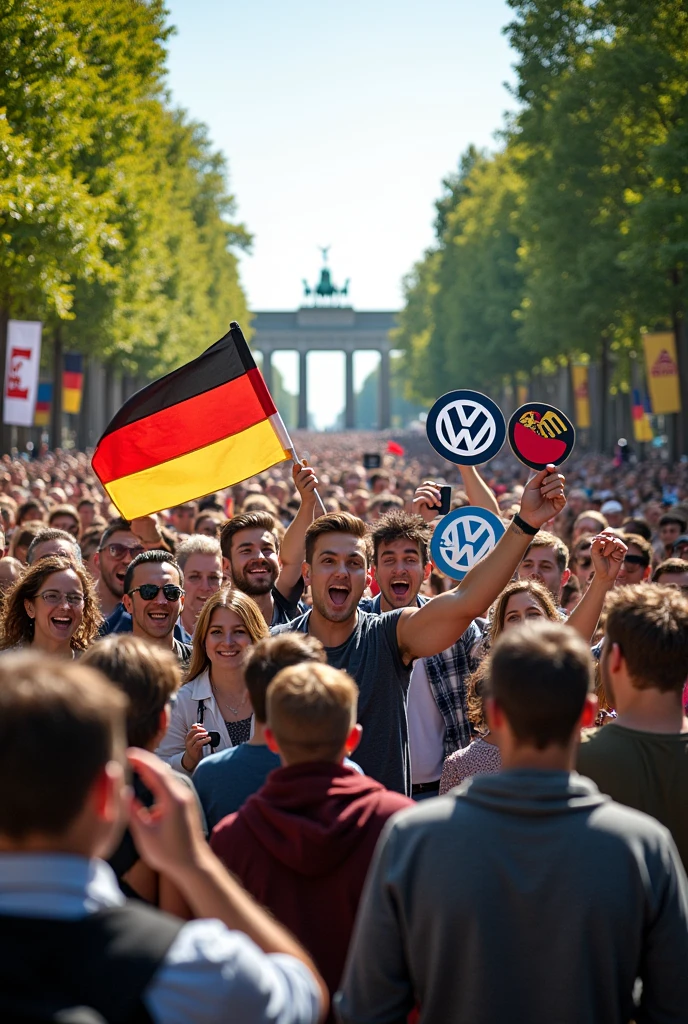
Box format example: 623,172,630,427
632,388,653,443
571,364,591,429
63,353,84,414
34,382,52,427
92,322,293,519
643,332,681,414
3,320,42,427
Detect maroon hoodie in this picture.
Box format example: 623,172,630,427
211,762,413,1010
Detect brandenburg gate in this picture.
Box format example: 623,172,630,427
251,251,397,429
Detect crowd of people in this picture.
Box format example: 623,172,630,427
0,435,687,1023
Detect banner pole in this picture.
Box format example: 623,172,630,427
269,407,328,517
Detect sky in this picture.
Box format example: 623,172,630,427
165,0,517,425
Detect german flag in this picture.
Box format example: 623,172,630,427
92,323,293,519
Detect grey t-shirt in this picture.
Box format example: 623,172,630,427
272,610,412,794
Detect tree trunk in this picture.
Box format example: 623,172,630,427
50,329,63,451
0,308,9,455
599,338,610,455
672,270,688,456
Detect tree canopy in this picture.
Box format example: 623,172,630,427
0,0,250,379
396,0,688,404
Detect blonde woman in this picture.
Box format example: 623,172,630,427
156,588,269,775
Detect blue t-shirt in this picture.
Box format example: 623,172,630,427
194,743,363,832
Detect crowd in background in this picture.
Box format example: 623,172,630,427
0,435,686,1022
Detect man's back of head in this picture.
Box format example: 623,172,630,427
486,622,595,758
245,633,327,725
266,663,360,766
0,651,126,851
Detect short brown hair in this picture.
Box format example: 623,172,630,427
523,530,569,573
604,584,688,693
186,587,269,680
244,633,326,723
652,557,688,583
621,533,652,565
370,510,431,566
487,622,593,749
82,636,181,748
304,512,371,565
0,555,103,651
267,662,358,762
0,652,126,839
8,520,44,560
220,511,278,560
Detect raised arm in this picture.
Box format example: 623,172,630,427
397,466,566,662
276,461,319,598
458,465,502,518
128,748,329,1020
567,532,626,641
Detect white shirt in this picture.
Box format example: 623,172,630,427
407,659,445,784
0,853,319,1024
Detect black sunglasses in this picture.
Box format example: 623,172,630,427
623,555,649,568
128,583,184,601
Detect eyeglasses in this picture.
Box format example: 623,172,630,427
100,543,145,560
577,557,592,569
623,555,649,568
36,590,84,607
128,583,184,601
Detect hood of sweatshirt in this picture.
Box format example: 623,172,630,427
458,769,608,817
238,762,402,876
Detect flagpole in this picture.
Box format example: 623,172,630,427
268,406,328,517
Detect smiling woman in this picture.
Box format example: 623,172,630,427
156,588,269,775
0,556,102,656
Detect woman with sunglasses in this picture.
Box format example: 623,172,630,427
0,555,101,655
156,587,269,775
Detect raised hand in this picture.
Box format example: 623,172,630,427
589,530,627,587
412,480,442,523
128,748,207,877
518,464,566,529
292,459,318,506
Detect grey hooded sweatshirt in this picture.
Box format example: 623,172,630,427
336,770,688,1024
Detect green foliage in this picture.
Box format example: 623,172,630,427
399,0,688,398
0,0,249,377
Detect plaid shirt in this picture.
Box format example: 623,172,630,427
359,594,481,758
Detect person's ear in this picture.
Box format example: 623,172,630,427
90,761,126,823
561,568,571,587
93,551,101,573
344,723,362,755
221,555,231,579
609,641,623,674
642,565,652,582
122,592,133,614
264,727,280,754
580,694,598,730
484,697,504,734
24,597,35,620
302,560,312,588
371,564,378,582
423,561,433,582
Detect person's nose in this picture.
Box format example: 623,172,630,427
153,588,169,605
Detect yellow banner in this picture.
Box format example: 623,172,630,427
643,332,681,414
516,384,528,405
571,364,591,429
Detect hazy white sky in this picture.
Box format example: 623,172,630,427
165,0,517,423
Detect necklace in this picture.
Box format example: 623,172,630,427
211,681,249,717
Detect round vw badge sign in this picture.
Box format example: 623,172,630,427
430,507,506,582
426,390,506,466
